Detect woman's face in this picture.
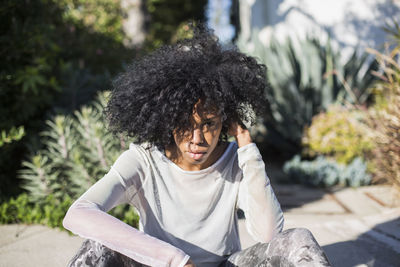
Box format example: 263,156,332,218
169,103,223,171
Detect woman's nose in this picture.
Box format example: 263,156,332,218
191,128,204,144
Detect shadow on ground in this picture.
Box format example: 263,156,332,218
323,217,400,267
267,162,350,215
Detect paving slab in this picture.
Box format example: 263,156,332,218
239,184,400,267
332,188,384,215
273,184,349,214
239,209,400,267
358,185,400,208
0,224,83,267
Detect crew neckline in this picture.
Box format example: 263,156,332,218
154,142,235,175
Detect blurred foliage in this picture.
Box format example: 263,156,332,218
286,18,400,189
284,155,371,188
144,0,208,50
0,193,73,229
170,22,196,44
238,35,378,157
0,126,25,147
302,105,374,165
0,0,135,199
367,44,400,189
0,193,139,230
7,92,139,228
20,92,131,201
109,204,140,229
383,19,400,45
60,0,125,42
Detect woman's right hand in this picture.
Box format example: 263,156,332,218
184,259,197,267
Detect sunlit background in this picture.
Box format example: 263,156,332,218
1,0,400,266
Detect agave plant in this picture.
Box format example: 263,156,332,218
238,33,378,155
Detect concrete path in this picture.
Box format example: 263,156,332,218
1,185,399,267
239,184,400,267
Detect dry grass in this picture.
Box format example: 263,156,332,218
366,46,400,191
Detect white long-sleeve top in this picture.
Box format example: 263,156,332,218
63,142,284,267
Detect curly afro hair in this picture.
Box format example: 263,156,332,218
105,24,269,148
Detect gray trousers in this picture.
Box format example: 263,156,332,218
68,228,331,267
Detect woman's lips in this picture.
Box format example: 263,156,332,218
188,151,206,160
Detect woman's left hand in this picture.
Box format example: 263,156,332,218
228,121,252,148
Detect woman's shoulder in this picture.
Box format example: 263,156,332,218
126,142,167,167
111,143,152,173
128,142,150,154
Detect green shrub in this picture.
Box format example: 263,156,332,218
19,91,132,201
0,193,72,229
144,0,208,50
0,193,139,230
303,105,374,164
60,0,125,43
0,126,25,147
109,204,140,229
0,0,135,199
283,155,371,187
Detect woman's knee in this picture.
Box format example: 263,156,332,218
69,239,143,267
281,228,314,241
269,228,331,266
267,228,319,256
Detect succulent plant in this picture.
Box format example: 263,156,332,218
283,155,371,187
238,33,378,155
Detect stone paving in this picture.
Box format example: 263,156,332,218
0,184,399,267
240,184,400,267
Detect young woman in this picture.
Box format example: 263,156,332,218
63,26,331,267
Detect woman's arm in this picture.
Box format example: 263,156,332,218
230,124,284,243
63,147,190,267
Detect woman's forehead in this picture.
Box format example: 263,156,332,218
193,98,219,113
192,101,220,122
192,111,220,122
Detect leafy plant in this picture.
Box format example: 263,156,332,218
383,18,400,44
0,193,73,229
60,0,125,42
0,0,135,199
283,155,371,187
0,126,25,147
0,193,139,230
20,91,131,201
144,0,208,50
238,34,378,156
302,105,374,164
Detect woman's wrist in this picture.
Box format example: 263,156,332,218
235,130,252,148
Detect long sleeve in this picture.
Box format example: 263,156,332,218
237,143,284,243
63,148,190,267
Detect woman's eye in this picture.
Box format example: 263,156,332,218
201,121,215,131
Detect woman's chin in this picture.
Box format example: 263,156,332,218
184,153,209,166
188,152,207,161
